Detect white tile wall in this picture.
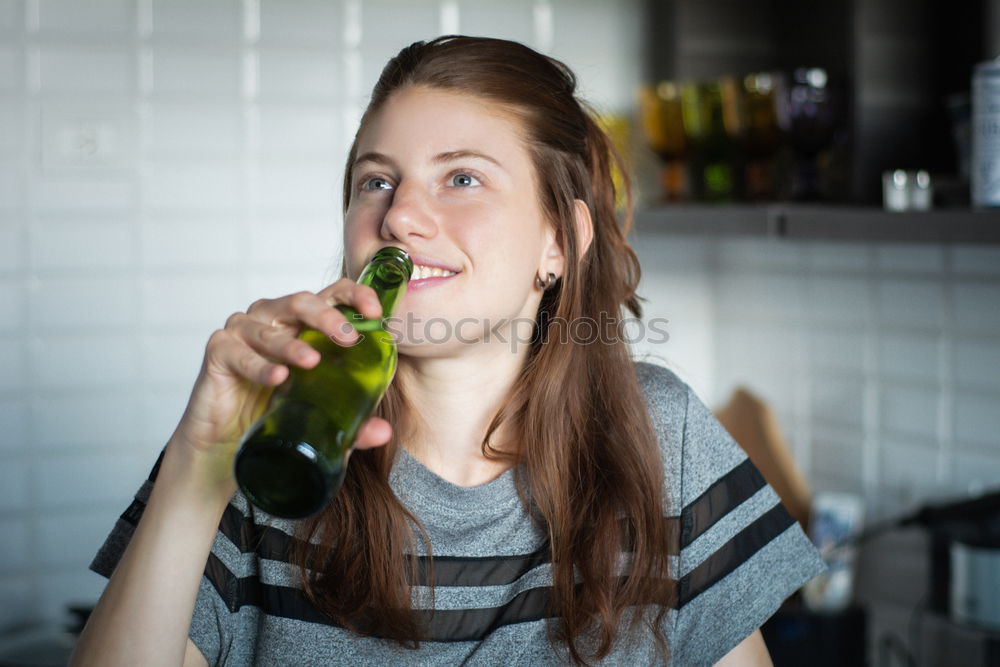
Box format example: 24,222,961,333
37,0,134,36
141,273,244,331
0,518,31,571
257,104,340,157
141,331,210,387
38,47,134,94
253,161,340,212
877,278,945,331
258,49,341,101
705,238,1000,520
150,0,243,41
0,164,22,209
953,281,1000,332
143,217,243,268
954,447,1000,494
33,335,139,389
30,218,136,270
150,47,242,98
258,0,344,46
30,180,136,214
145,103,243,158
0,281,24,330
0,335,26,390
0,104,21,154
35,450,149,509
0,0,22,32
0,581,33,630
31,275,138,330
880,383,939,442
143,161,241,211
0,399,27,452
955,337,1000,391
0,460,30,511
456,0,536,46
0,46,23,90
878,330,939,384
808,275,870,325
36,512,116,569
951,245,1000,275
0,222,22,272
247,215,341,268
954,391,1000,449
31,392,142,450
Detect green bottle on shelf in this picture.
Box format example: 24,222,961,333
234,246,413,518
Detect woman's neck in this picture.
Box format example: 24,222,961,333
395,343,526,488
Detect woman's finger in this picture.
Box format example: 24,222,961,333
204,329,290,387
226,313,322,369
318,280,383,320
243,290,357,345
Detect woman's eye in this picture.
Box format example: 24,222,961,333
450,173,481,187
362,177,393,191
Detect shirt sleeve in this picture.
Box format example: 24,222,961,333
89,450,232,666
669,382,826,667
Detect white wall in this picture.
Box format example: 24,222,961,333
0,0,644,629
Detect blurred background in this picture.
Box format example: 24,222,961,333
0,0,999,665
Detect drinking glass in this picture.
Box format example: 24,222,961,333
638,82,690,201
681,79,737,202
720,72,788,201
784,67,840,200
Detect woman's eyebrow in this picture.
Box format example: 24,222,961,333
353,149,506,171
433,150,505,170
353,151,394,169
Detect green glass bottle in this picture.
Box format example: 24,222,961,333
234,247,413,518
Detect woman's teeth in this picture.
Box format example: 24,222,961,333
411,264,457,280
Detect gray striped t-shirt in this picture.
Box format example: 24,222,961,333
91,362,825,666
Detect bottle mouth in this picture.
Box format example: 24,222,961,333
371,247,414,283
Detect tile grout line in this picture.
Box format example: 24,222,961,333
22,0,42,624
938,248,956,491
862,243,882,518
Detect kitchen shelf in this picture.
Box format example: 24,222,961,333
634,205,1000,245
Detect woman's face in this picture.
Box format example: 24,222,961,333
344,85,563,355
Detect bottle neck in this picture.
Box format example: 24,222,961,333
357,257,410,320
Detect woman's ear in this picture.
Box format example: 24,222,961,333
541,200,595,280
573,199,594,260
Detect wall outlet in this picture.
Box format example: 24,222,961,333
40,108,133,170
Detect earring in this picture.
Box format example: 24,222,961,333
534,271,558,290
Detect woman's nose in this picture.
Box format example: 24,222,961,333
380,181,437,242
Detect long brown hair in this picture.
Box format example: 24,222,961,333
293,36,675,663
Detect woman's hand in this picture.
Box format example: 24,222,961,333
167,278,394,497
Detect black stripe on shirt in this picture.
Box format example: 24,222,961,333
204,550,566,642
413,547,554,587
680,458,767,547
203,550,559,639
677,501,796,607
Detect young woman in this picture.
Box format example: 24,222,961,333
73,36,824,666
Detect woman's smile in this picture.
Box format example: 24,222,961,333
407,253,462,290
